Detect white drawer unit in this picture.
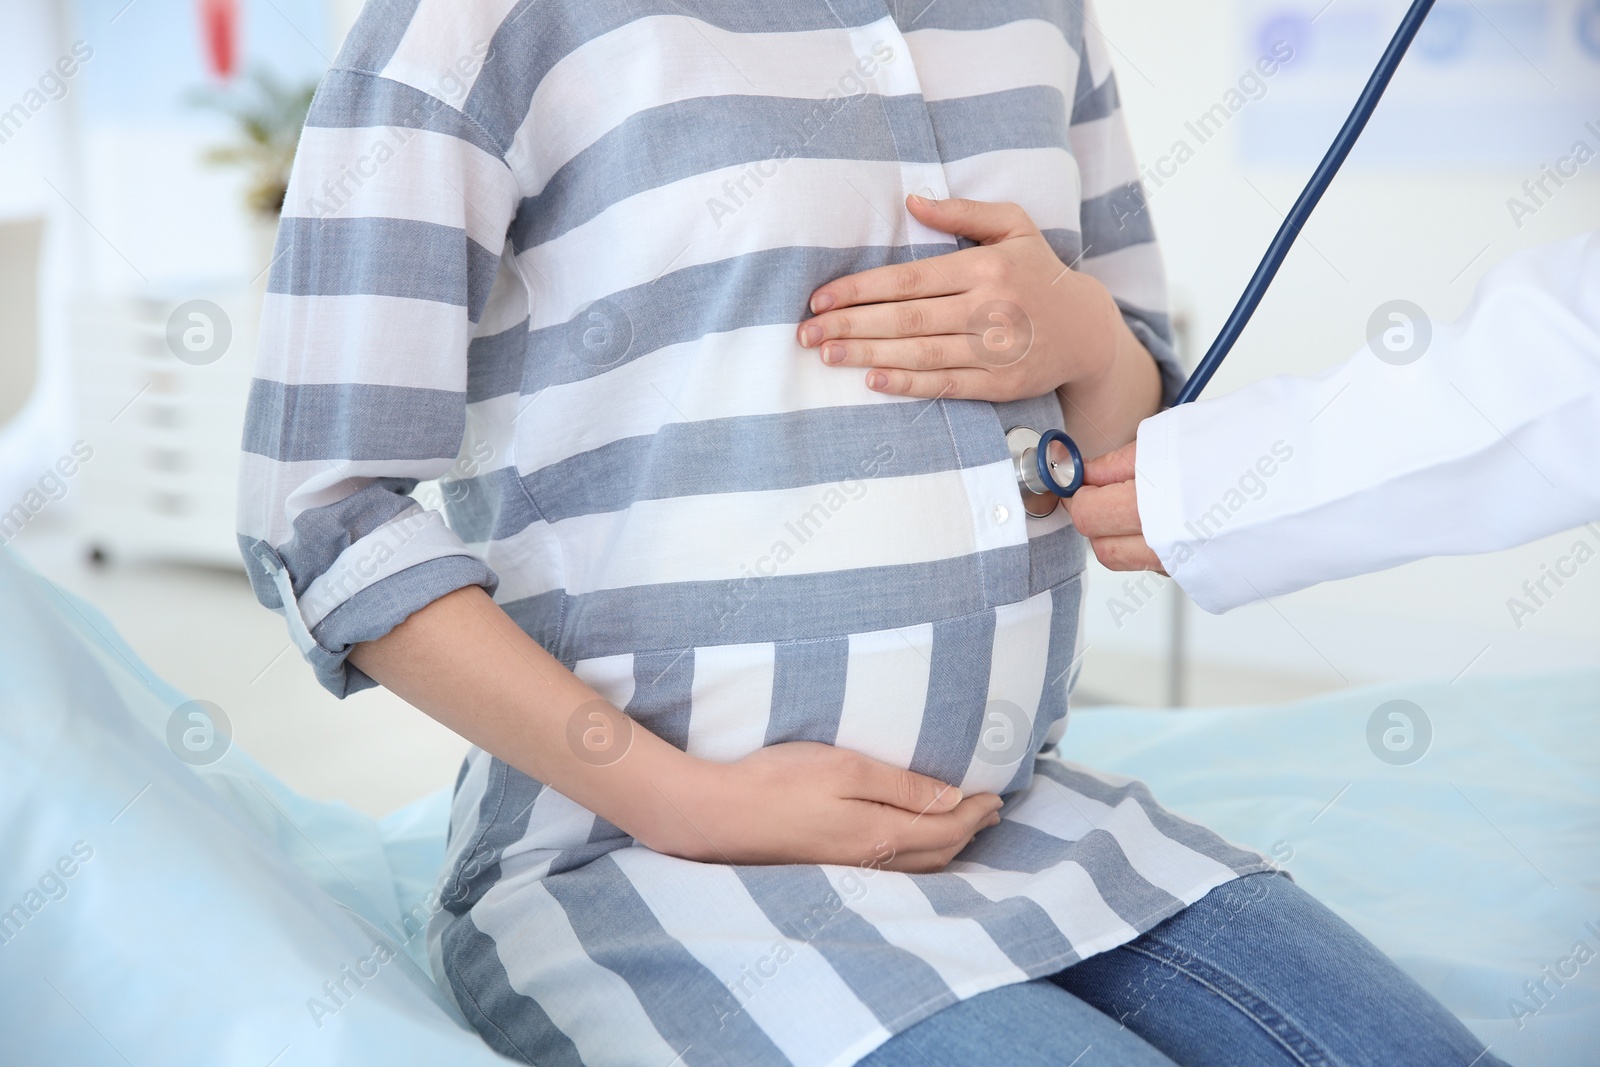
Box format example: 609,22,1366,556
73,286,261,570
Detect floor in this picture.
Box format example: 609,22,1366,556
9,511,1338,817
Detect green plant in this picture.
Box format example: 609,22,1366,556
188,68,317,217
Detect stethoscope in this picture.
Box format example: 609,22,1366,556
1011,0,1437,516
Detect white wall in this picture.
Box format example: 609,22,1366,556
328,0,364,46
66,0,329,291
1087,0,1600,697
0,1,87,509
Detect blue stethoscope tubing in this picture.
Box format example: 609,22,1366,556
1175,0,1438,404
1031,0,1438,500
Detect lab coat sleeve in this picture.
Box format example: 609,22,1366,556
236,54,524,697
1136,230,1600,614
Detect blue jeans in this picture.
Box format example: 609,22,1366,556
859,872,1504,1067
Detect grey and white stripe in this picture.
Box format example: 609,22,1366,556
240,1,1266,1063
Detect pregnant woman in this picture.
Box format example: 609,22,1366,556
238,2,1500,1064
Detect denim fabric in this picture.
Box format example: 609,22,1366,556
861,872,1504,1067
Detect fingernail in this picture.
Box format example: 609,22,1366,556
866,371,887,390
945,787,963,805
909,193,931,207
810,292,835,313
799,324,822,346
821,343,846,364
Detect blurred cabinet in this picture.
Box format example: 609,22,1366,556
0,217,43,429
73,285,260,569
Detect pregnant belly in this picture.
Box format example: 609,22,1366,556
569,580,1078,796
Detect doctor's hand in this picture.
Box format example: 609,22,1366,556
1060,444,1166,574
799,195,1162,455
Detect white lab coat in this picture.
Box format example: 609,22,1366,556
1136,230,1600,614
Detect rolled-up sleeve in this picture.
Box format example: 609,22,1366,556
238,66,522,697
1067,0,1184,407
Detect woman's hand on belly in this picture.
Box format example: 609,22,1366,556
655,742,1005,872
350,587,1000,875
797,195,1162,457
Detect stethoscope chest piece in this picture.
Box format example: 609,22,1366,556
1006,426,1084,517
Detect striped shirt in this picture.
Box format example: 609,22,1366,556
238,1,1269,1064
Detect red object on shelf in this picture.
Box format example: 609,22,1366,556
200,0,239,78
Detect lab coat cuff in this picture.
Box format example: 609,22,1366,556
1135,413,1185,572
1134,413,1238,615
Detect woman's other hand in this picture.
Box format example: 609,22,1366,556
798,195,1162,456
798,196,1118,401
649,741,1004,874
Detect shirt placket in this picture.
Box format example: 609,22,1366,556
841,1,1035,608
835,1,954,247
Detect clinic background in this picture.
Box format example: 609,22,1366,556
0,0,1596,814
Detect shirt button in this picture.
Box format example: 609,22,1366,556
991,504,1010,525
